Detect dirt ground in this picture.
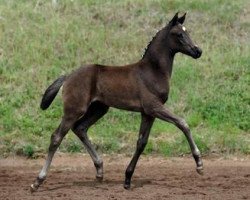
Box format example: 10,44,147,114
0,153,249,200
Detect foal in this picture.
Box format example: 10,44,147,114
31,13,203,191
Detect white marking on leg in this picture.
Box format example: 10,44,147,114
38,167,47,179
182,26,186,31
38,153,54,179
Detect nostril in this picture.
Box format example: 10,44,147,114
195,46,202,56
192,46,202,58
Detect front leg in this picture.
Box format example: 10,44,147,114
124,113,154,189
145,103,203,174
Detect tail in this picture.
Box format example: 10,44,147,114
40,75,66,110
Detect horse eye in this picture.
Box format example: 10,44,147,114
178,33,183,38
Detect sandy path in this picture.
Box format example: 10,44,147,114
0,154,249,200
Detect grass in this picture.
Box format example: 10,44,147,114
0,0,249,157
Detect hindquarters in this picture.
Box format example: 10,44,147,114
62,65,99,119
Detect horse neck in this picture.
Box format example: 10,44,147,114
142,47,175,78
141,26,176,78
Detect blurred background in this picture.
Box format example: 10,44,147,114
0,0,249,158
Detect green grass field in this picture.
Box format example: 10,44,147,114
0,0,249,157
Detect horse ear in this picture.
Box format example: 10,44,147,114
169,12,179,26
178,13,186,24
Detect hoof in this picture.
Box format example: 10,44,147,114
30,184,39,193
123,183,131,190
196,166,204,175
30,177,45,193
123,179,131,190
96,174,103,182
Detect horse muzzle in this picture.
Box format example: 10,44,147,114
191,45,202,59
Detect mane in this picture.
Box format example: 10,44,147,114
142,23,171,59
141,32,159,58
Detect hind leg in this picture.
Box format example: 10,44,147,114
30,113,81,192
72,102,109,180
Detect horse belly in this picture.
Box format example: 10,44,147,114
101,89,142,111
96,82,141,111
106,97,142,112
95,65,143,111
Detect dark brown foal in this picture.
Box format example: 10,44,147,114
31,12,203,192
